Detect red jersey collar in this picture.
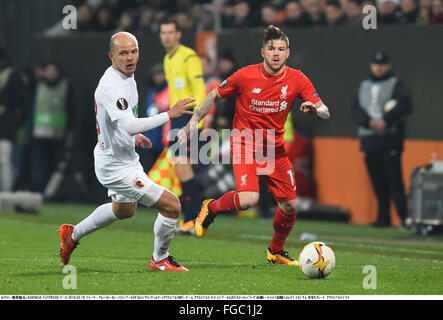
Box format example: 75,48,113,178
259,63,287,81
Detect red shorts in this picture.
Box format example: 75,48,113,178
232,155,297,203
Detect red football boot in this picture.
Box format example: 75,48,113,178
58,224,78,265
149,255,189,272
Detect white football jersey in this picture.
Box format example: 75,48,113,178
93,66,139,183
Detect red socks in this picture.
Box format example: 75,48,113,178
269,207,297,253
209,191,241,214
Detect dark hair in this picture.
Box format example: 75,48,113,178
159,17,181,32
263,25,289,48
325,0,341,8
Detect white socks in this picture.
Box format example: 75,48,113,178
71,203,178,263
71,203,119,243
152,213,178,261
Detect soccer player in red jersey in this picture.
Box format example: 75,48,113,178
180,25,330,265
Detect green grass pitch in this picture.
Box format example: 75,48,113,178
0,203,442,295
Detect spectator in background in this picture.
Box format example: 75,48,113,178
283,1,313,27
352,51,412,228
430,0,443,22
361,0,377,7
77,4,95,31
106,0,129,19
217,49,237,81
195,3,216,31
175,11,195,32
30,63,74,193
12,66,37,191
399,0,420,23
94,6,116,32
211,49,237,133
0,47,27,192
418,0,433,23
201,55,221,93
260,3,282,26
325,0,348,25
301,0,327,26
136,7,154,34
377,0,402,24
115,10,137,33
224,1,256,28
344,0,364,26
150,8,170,33
200,55,221,132
137,64,169,172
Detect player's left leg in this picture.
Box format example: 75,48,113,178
265,156,298,265
143,187,188,271
266,200,298,265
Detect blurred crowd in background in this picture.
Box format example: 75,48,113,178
45,0,443,36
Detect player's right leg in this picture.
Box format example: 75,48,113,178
195,162,259,237
58,168,142,265
195,191,259,237
58,201,127,265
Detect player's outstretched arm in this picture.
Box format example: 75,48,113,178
119,98,196,136
178,89,221,143
300,101,330,120
194,89,221,122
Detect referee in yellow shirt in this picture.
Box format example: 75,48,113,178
159,19,206,235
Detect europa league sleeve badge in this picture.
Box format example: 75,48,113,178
116,98,129,110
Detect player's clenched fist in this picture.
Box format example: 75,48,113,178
168,98,196,119
300,101,317,114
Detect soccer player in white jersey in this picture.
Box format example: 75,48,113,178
58,32,195,271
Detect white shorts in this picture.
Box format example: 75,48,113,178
96,164,165,207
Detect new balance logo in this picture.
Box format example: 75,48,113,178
251,88,261,93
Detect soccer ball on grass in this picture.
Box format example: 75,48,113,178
298,241,335,279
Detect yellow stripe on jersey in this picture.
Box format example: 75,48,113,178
163,45,206,127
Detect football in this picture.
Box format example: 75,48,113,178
298,241,336,279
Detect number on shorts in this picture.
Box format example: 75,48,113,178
287,169,294,186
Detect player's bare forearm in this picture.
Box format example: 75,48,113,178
192,89,220,123
300,101,330,120
314,103,330,120
178,89,220,143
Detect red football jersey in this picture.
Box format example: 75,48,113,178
217,63,321,157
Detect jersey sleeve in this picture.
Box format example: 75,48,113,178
97,86,133,122
216,70,240,99
298,72,322,104
185,55,206,107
